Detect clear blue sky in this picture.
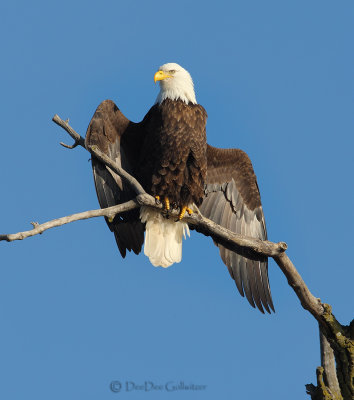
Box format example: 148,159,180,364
1,1,353,399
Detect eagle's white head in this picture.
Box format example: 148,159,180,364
154,62,197,105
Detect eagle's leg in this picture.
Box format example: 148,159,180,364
177,206,193,220
155,195,161,205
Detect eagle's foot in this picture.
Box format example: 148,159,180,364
186,207,193,215
155,195,161,205
177,206,193,221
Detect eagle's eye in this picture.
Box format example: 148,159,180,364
168,69,176,74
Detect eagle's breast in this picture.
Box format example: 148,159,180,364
137,99,208,206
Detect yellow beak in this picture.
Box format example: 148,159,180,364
154,70,172,83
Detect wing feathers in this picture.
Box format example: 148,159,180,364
86,100,145,258
200,145,274,313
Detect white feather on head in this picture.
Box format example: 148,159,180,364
155,62,197,105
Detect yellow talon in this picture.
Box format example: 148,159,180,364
108,216,114,223
178,206,187,220
164,197,170,211
178,206,193,220
155,195,160,201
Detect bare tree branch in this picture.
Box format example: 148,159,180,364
138,193,287,257
1,114,352,400
273,252,324,317
320,329,342,399
0,191,286,258
0,200,139,242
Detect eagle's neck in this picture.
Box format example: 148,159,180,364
155,78,197,105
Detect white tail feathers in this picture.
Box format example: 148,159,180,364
140,206,190,268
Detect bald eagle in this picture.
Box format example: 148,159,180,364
85,63,274,313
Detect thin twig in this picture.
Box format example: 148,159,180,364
52,114,145,196
52,114,86,148
60,141,80,149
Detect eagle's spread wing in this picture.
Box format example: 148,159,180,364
85,100,145,257
199,145,274,313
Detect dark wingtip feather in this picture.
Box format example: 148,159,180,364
114,232,127,258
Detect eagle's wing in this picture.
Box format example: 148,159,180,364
199,145,274,313
85,100,145,257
